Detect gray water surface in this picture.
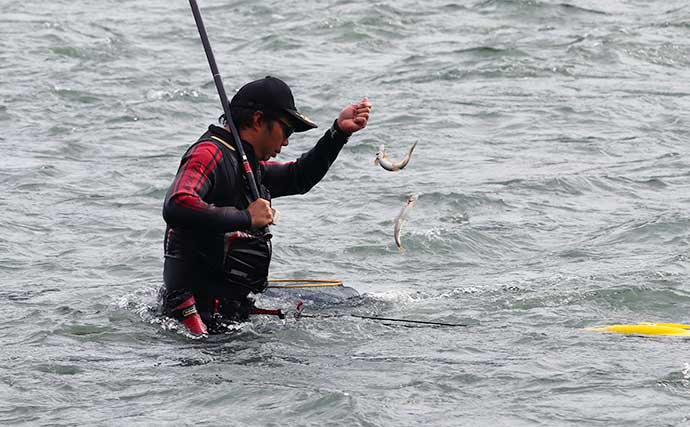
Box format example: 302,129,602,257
2,0,690,425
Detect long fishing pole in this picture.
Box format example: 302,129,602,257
188,0,261,203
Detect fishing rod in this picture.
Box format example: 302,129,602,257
188,0,261,203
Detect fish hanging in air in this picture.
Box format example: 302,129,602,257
375,142,417,171
394,193,418,249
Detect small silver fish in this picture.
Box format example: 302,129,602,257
375,142,417,172
394,193,418,249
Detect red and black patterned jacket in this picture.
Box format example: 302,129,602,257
162,122,349,298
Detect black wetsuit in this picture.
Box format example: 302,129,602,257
161,122,349,325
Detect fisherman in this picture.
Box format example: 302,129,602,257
160,76,372,335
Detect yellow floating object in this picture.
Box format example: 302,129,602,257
586,322,690,336
267,279,344,289
648,323,690,329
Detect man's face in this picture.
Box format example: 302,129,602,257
257,115,293,161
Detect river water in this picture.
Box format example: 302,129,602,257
2,0,690,425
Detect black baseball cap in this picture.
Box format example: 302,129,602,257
230,76,318,132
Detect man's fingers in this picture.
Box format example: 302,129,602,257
353,98,371,109
353,112,370,122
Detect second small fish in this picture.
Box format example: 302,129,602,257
375,142,417,171
394,193,419,249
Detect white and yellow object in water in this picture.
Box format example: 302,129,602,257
586,322,690,337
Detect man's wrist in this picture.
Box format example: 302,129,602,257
330,119,351,142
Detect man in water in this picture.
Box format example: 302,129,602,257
160,76,371,335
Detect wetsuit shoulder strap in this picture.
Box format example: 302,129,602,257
209,135,236,152
190,128,238,163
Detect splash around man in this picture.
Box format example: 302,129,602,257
160,76,371,335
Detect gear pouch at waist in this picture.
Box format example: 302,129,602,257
223,231,272,295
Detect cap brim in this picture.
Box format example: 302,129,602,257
285,108,318,132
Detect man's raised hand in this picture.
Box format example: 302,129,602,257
337,97,372,135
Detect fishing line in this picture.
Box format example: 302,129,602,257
296,313,468,327
261,279,467,327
